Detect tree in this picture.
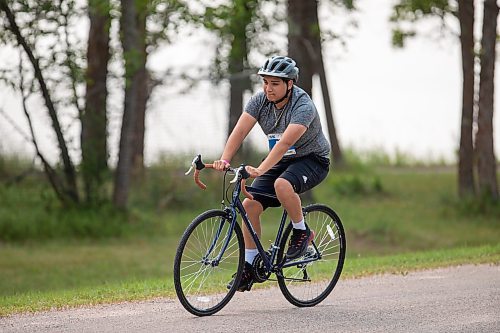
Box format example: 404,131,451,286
127,0,191,177
390,0,498,201
475,0,498,200
226,0,258,138
1,0,192,209
201,0,262,141
0,0,80,205
113,0,145,208
82,0,111,204
457,0,475,197
113,0,189,208
0,0,112,206
287,0,354,165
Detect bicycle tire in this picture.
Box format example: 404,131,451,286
277,204,346,307
173,209,244,316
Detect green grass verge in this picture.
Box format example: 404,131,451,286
1,244,498,317
1,162,499,317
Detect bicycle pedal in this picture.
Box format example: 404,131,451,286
237,281,254,292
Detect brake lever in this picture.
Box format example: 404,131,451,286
229,168,240,184
185,164,194,176
185,155,201,175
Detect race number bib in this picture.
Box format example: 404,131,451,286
267,133,296,156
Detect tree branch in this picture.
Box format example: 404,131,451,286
0,0,79,203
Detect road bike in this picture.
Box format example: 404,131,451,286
173,155,346,316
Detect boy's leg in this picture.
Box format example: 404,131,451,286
242,198,263,256
274,178,303,223
277,156,329,259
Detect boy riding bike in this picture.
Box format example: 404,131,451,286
213,55,331,292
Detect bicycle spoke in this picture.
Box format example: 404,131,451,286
277,205,345,307
174,210,244,316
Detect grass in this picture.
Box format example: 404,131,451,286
0,159,499,316
1,244,498,316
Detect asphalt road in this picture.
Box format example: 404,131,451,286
1,264,499,333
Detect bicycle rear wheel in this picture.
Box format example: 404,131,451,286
277,204,346,307
173,209,244,316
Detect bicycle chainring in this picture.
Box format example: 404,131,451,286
252,252,271,283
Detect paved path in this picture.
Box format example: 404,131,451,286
1,264,499,333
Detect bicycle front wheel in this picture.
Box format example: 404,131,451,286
277,204,346,307
173,209,244,316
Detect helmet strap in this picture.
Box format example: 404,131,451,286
272,81,292,106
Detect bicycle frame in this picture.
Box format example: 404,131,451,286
210,171,321,276
177,155,346,316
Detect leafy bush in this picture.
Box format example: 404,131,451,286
326,173,386,197
442,193,500,219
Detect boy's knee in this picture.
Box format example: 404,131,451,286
274,178,293,195
243,198,263,213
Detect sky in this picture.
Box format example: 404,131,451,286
0,0,499,165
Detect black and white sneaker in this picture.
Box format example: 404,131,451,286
286,226,315,260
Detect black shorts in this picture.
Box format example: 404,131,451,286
247,154,330,210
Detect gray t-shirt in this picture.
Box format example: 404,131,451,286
244,85,330,160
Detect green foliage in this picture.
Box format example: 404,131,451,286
0,153,33,180
392,0,450,20
390,0,454,47
326,174,385,197
0,182,137,241
443,193,500,218
341,146,448,170
128,154,227,212
1,154,500,314
331,0,356,11
392,29,416,48
195,0,262,83
0,0,87,104
0,156,151,241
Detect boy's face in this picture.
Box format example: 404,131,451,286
262,76,291,103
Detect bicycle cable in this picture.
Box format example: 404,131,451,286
221,170,228,208
224,170,233,204
222,169,234,207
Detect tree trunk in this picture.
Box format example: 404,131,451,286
457,0,476,198
131,4,148,178
0,0,79,204
287,0,314,96
287,0,317,204
227,0,253,138
114,0,144,209
287,0,343,165
82,0,111,204
225,0,255,161
228,50,246,138
475,0,498,200
315,38,343,165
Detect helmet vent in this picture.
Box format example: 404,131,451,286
277,63,288,72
